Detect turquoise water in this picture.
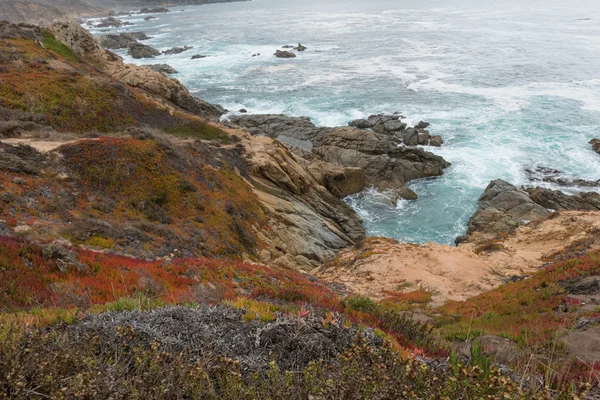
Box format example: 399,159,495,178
87,0,600,244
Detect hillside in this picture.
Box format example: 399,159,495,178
0,21,598,399
0,0,108,24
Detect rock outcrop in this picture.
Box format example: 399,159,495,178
49,22,225,120
228,114,450,198
99,32,151,50
348,115,442,147
312,127,450,194
144,64,178,74
526,187,600,211
274,50,296,58
294,43,307,51
95,17,132,28
238,133,365,269
465,180,550,238
590,139,600,155
127,42,160,58
228,114,322,141
162,46,193,55
465,179,600,240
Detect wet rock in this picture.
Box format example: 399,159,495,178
162,46,193,55
238,108,247,113
415,121,430,129
274,49,296,58
144,16,156,21
191,54,208,59
294,43,307,51
525,166,600,188
144,64,178,74
127,42,160,58
282,45,293,48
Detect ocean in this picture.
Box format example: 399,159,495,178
86,0,600,244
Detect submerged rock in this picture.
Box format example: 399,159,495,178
274,49,296,58
127,42,160,58
191,54,208,59
294,43,307,51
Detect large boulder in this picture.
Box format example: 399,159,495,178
466,180,550,237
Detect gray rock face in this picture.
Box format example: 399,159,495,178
274,49,296,58
466,180,550,237
127,42,160,58
228,114,323,141
144,64,178,74
526,187,600,211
